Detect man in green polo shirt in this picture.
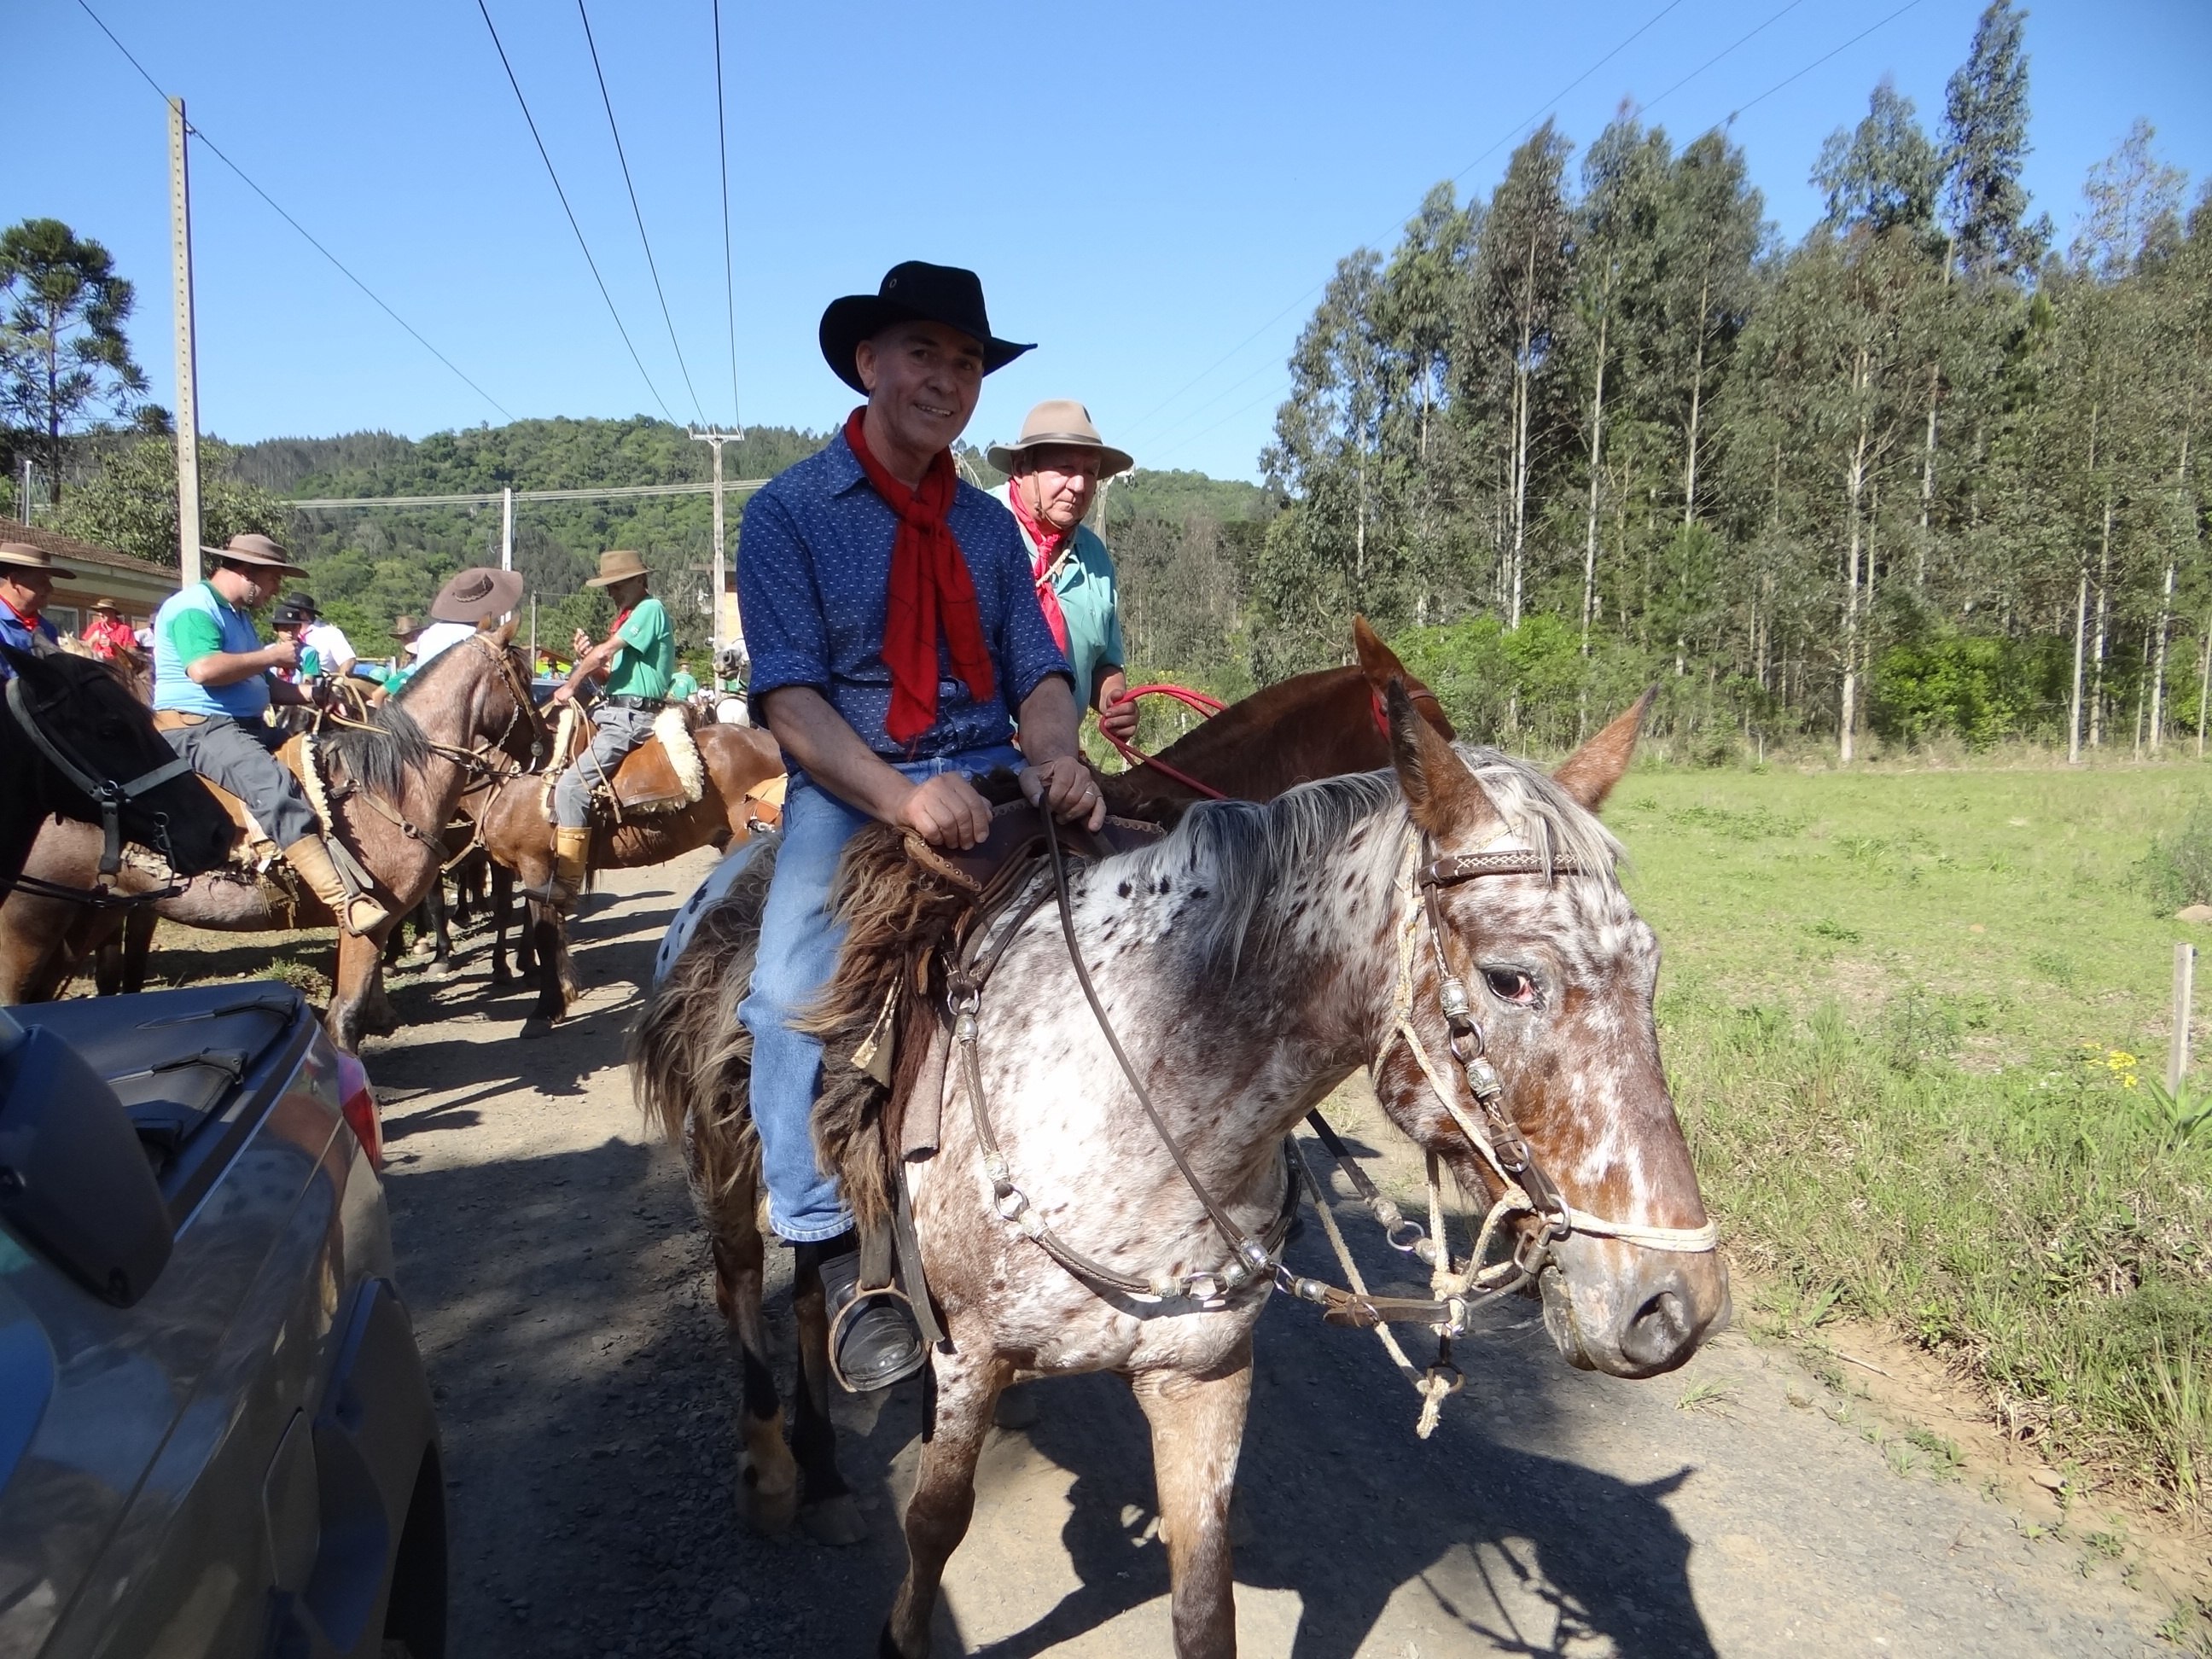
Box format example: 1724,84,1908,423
546,548,673,899
668,657,701,703
989,399,1142,744
152,533,387,934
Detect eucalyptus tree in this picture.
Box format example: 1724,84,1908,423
1462,122,1575,628
1941,0,2047,281
1660,129,1766,534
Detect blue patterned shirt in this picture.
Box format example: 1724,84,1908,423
737,432,1071,761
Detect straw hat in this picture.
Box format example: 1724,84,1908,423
429,566,525,623
0,541,77,580
206,532,309,578
87,596,124,614
818,261,1033,395
987,400,1133,479
392,614,424,640
584,549,650,589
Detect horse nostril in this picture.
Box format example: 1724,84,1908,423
1619,1286,1693,1369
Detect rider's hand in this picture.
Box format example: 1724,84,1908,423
571,628,592,657
265,637,300,671
1097,690,1140,744
895,772,992,850
1022,755,1108,833
549,682,575,707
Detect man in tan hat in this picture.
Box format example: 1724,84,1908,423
79,596,140,662
151,533,387,935
987,401,1139,742
544,550,672,899
0,542,72,678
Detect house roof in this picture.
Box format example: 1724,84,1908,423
0,518,178,580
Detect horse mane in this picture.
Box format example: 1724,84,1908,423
1115,743,1625,974
323,690,434,803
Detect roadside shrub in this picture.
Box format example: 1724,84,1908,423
2141,797,2212,911
1868,632,2069,750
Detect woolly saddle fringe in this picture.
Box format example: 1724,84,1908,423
631,822,979,1241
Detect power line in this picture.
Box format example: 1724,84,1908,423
1120,0,1691,447
290,479,767,509
474,0,677,425
711,0,742,433
1729,0,1927,121
575,0,706,426
1634,0,1811,120
73,0,514,422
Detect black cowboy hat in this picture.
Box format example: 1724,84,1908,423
271,597,319,628
818,261,1033,395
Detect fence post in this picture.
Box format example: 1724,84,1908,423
2168,942,2196,1095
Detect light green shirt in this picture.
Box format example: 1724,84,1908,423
990,482,1125,707
604,594,674,700
668,668,700,701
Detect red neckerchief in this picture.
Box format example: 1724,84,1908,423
844,408,994,743
1005,480,1072,655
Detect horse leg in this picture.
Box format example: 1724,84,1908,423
112,908,156,995
882,1342,1003,1657
789,1243,867,1546
707,1163,800,1534
519,903,572,1033
91,911,128,997
327,934,376,1052
1129,1343,1254,1659
489,862,514,985
428,878,456,976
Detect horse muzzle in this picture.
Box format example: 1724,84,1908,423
1537,1237,1731,1379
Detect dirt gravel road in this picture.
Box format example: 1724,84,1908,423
300,854,2192,1656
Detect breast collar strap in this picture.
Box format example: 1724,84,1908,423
8,673,191,881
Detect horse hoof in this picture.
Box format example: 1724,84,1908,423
992,1387,1039,1429
799,1494,868,1547
740,1481,799,1537
491,968,513,987
520,1015,561,1039
428,958,458,979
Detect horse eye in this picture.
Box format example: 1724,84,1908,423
1484,969,1536,1006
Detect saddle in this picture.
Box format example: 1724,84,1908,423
542,702,707,822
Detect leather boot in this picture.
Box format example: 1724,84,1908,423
551,824,591,905
813,1233,925,1392
284,835,389,936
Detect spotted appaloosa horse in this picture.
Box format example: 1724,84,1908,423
637,678,1725,1656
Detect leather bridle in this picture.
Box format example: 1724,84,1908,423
5,669,190,895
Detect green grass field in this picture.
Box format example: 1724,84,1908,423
1610,760,2212,1518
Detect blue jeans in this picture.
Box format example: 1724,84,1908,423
741,744,1023,1243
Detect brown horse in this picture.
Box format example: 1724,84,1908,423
468,713,784,1031
0,624,543,1051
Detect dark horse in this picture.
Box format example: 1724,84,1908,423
1,644,235,893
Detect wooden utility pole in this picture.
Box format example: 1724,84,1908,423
501,485,515,571
2170,942,2196,1096
168,97,203,585
691,430,743,667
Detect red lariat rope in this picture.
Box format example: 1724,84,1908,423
1103,683,1229,800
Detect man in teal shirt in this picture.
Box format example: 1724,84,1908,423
152,533,387,934
668,657,701,702
547,548,673,899
988,399,1139,742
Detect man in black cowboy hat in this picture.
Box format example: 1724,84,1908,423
276,588,357,678
150,533,387,934
731,260,1104,1391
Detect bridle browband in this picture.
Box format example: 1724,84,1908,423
5,669,191,898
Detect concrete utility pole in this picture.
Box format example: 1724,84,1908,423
501,485,515,571
690,430,743,667
168,97,203,585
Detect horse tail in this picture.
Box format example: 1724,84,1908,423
629,848,779,1205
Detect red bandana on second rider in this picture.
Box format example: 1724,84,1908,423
1004,477,1072,656
843,407,997,744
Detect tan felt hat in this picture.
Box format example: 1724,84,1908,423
0,541,77,579
987,400,1133,479
429,566,526,623
392,614,424,639
584,549,650,589
206,532,309,578
88,596,124,614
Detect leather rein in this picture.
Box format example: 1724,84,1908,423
3,670,193,905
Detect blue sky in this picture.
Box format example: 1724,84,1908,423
13,0,2210,482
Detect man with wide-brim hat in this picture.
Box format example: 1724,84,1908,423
409,566,527,679
538,549,674,899
151,532,388,934
987,399,1140,743
78,594,140,663
275,587,358,679
0,542,73,676
729,259,1102,1392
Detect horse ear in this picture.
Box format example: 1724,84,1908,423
1552,688,1655,813
493,618,518,646
1354,617,1457,740
1387,678,1497,838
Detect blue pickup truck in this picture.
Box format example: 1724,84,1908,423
0,984,445,1657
